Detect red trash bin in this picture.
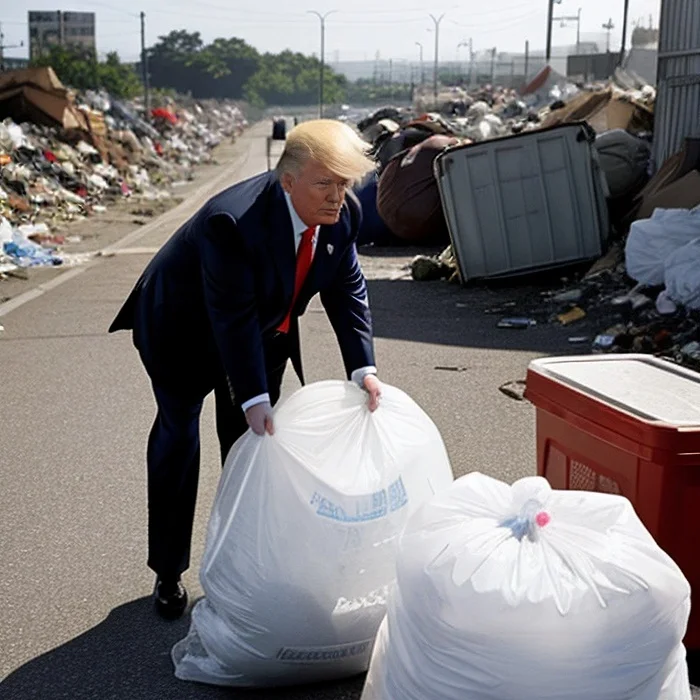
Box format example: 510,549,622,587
525,354,700,649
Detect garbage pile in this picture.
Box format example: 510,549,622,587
464,134,700,372
0,67,247,274
354,70,657,250
354,69,700,371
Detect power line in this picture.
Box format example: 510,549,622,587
449,2,535,19
0,17,137,26
139,1,456,17
451,9,544,29
70,0,139,18
139,8,436,25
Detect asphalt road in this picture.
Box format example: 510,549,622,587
1,123,698,699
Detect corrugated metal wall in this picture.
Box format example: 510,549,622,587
653,0,700,167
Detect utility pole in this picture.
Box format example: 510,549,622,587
429,13,445,110
468,37,474,87
546,0,564,63
577,8,582,54
524,39,530,82
603,17,615,53
490,47,497,84
0,23,25,72
546,0,555,63
308,10,336,118
415,41,424,85
553,8,582,54
140,12,150,113
457,40,469,83
618,0,631,67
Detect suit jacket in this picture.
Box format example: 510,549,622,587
109,171,375,404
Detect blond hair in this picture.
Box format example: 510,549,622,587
277,119,375,183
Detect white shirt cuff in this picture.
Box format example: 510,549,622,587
241,393,271,413
351,366,377,386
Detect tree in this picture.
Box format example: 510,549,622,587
145,32,400,107
193,37,260,98
30,44,141,98
97,52,142,98
147,30,205,96
147,30,260,99
244,50,345,107
343,78,412,105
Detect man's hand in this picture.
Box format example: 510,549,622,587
245,402,274,436
363,375,382,412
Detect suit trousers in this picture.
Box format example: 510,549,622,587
146,333,290,579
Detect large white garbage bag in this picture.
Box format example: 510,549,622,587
172,380,454,687
664,237,700,310
362,473,691,700
625,206,700,285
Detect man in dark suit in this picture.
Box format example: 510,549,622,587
109,119,381,619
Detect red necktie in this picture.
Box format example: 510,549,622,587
278,227,315,333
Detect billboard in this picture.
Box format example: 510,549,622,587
28,11,95,59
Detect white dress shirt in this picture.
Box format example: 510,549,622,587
240,194,376,413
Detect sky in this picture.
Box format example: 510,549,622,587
1,0,662,64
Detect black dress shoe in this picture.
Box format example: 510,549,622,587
154,577,188,620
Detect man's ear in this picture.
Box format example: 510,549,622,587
280,171,294,194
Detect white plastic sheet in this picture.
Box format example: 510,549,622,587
172,380,454,688
665,238,700,310
362,473,691,700
625,207,700,285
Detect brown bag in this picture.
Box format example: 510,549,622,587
377,135,458,243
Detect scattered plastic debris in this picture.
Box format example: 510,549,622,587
557,307,587,325
497,318,537,329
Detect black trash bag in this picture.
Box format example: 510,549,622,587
272,118,287,141
374,126,434,173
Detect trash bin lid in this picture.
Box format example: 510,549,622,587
528,354,700,426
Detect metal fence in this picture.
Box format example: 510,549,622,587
653,0,700,167
0,57,30,72
567,53,619,82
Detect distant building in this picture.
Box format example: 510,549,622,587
632,26,659,48
28,10,96,59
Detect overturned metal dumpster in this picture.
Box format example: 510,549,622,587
435,123,610,281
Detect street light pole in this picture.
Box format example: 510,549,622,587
415,41,424,85
308,10,336,118
429,13,445,110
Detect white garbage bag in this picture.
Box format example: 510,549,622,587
625,207,700,285
172,380,454,688
664,237,700,310
362,473,691,700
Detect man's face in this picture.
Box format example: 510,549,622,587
282,159,349,227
